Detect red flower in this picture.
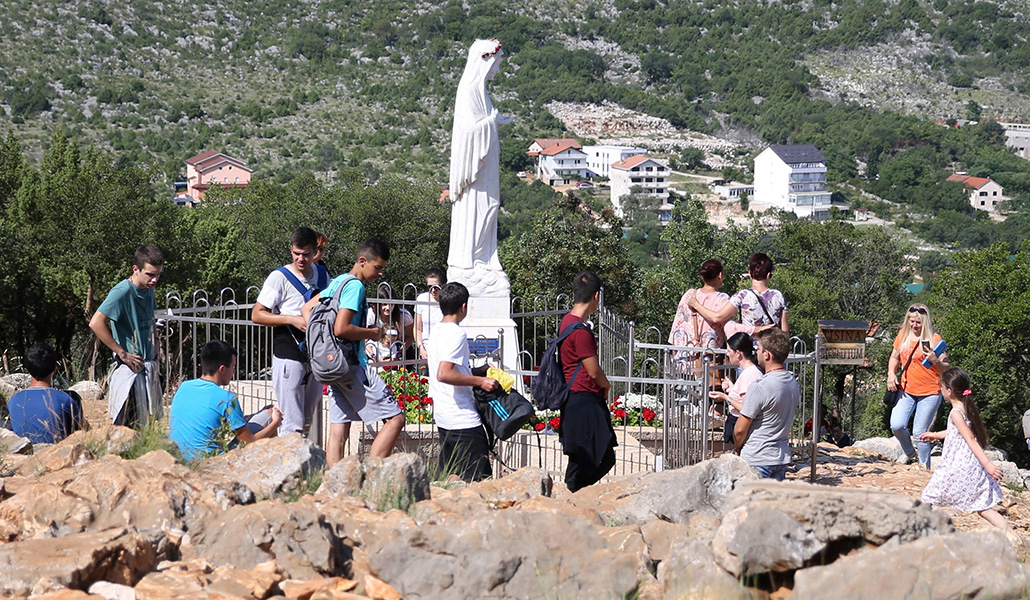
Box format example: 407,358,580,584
424,396,433,405
421,377,429,385
420,396,430,405
643,408,656,422
398,399,406,409
614,408,626,420
549,417,561,430
613,396,621,406
534,422,546,431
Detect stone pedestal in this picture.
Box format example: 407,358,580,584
462,294,521,382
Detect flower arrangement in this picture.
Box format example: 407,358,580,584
528,412,562,433
380,367,434,424
609,396,662,427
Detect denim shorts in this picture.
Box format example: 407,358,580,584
753,463,789,481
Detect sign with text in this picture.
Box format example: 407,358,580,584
818,320,868,365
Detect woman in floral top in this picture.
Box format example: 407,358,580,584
687,253,788,335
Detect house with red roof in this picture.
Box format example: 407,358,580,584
176,150,253,204
610,154,671,222
526,137,582,156
946,173,1006,211
534,142,589,186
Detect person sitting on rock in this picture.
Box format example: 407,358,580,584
734,328,799,481
169,340,281,460
7,342,89,444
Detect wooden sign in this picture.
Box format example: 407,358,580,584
818,320,868,365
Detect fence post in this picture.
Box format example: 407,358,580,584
701,351,712,462
810,333,823,483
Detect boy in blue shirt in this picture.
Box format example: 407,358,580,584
169,340,281,460
304,238,404,466
8,342,89,444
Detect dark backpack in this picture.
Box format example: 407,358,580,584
307,275,359,385
531,321,589,411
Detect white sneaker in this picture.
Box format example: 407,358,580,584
897,452,916,465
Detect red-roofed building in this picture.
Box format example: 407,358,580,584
527,137,582,156
610,154,671,222
535,143,589,185
947,173,1006,211
179,151,253,203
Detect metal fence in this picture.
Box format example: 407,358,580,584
158,285,824,480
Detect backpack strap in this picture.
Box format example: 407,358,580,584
278,266,316,300
749,288,777,326
556,321,589,389
315,264,329,291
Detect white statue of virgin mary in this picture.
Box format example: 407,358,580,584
447,38,512,296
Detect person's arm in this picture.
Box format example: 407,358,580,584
951,410,1003,481
89,309,143,371
437,361,499,391
235,407,282,445
779,309,789,335
251,302,307,331
402,318,415,351
924,347,950,372
333,307,380,341
687,292,737,327
886,346,901,391
733,413,754,454
581,355,610,400
414,312,426,357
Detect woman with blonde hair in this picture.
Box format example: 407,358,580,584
886,303,950,467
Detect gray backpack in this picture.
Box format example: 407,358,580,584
307,275,360,384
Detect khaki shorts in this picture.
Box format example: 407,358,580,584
329,365,402,424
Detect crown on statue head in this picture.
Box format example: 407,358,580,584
481,39,502,59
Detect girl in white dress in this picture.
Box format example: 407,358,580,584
919,368,1008,530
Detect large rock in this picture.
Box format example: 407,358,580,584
466,467,553,504
658,537,751,600
199,433,326,500
15,441,96,476
318,453,430,512
853,436,906,462
366,510,639,599
179,497,355,580
0,427,32,455
710,480,954,576
0,450,253,542
69,380,105,404
0,527,157,597
567,453,757,526
792,530,1030,599
0,373,31,399
65,426,137,457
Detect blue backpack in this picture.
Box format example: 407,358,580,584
531,321,589,411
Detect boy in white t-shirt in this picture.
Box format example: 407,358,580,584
427,282,499,481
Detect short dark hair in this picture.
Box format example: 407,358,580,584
749,253,775,280
24,342,59,379
356,237,391,262
290,227,319,251
572,271,602,304
754,327,789,363
200,340,237,376
133,245,164,269
699,259,723,283
439,282,469,316
425,266,447,284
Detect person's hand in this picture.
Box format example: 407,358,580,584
709,391,728,402
918,431,936,442
924,349,938,365
479,377,500,392
419,345,429,359
291,314,308,332
721,378,732,393
117,349,143,372
985,461,1003,481
685,290,699,310
887,373,898,392
268,406,282,427
497,114,514,125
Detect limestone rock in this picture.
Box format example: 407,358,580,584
639,520,696,564
1,373,31,398
366,510,639,599
87,581,137,600
853,436,906,462
318,455,364,498
69,380,104,404
658,537,752,600
598,525,653,582
466,467,552,504
362,575,400,600
711,503,822,576
996,460,1026,489
792,530,1030,599
30,590,107,600
0,527,157,597
180,497,355,580
15,442,95,476
318,453,430,512
133,570,207,600
281,577,358,599
0,428,32,455
568,453,757,526
65,426,137,457
209,560,283,599
200,433,326,500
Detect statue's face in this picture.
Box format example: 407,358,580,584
485,49,503,81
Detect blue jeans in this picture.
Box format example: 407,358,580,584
890,391,942,467
753,464,789,481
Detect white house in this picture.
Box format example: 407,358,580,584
710,179,754,199
752,144,833,218
997,122,1030,161
609,155,670,217
946,173,1006,211
527,137,581,156
582,145,646,178
536,144,589,186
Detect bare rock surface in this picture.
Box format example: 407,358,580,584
0,428,32,455
199,433,326,500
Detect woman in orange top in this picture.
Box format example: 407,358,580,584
887,303,950,468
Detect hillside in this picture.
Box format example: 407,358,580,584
2,0,1030,185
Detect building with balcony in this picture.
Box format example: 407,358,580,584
582,145,646,178
609,155,670,217
535,143,589,186
752,144,834,218
946,173,1007,211
997,121,1030,161
181,150,252,203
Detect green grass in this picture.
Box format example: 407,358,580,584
117,418,182,461
278,467,325,503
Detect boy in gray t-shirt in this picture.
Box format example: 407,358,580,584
735,328,799,480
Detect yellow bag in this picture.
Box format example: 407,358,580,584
486,367,514,393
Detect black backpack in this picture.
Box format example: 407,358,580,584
531,321,589,411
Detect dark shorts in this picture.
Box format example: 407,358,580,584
723,413,738,445
438,426,492,482
560,391,617,493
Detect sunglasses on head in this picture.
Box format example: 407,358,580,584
908,307,927,315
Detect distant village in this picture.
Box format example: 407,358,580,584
173,118,1030,221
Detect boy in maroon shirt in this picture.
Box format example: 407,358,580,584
558,271,617,492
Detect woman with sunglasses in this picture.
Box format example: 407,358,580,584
887,303,950,467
